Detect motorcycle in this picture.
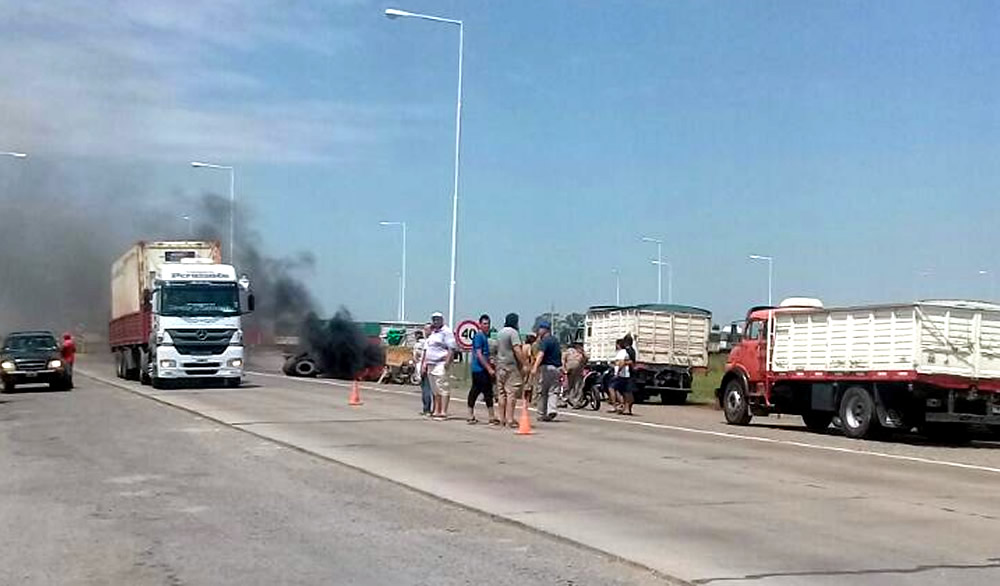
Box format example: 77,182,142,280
566,368,603,411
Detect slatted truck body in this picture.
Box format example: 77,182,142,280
584,304,711,404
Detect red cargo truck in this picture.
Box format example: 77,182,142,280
720,298,1000,440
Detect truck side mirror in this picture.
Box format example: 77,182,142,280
142,289,152,309
246,294,256,313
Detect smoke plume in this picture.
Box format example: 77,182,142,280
302,308,384,380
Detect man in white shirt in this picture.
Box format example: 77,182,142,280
413,327,432,416
422,312,457,419
612,338,634,415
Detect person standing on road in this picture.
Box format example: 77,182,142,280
60,332,77,380
467,314,498,425
423,312,456,420
562,342,587,408
530,321,562,422
613,338,635,415
521,332,538,407
495,313,524,429
413,327,432,416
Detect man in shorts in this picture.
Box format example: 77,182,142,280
613,338,635,415
466,314,498,425
423,312,456,420
495,313,524,429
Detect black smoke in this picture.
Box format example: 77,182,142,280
0,168,316,343
190,193,316,340
302,308,384,380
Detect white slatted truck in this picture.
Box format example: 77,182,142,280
584,304,712,404
109,241,254,389
720,298,1000,440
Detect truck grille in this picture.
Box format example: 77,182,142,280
167,329,235,356
15,359,48,371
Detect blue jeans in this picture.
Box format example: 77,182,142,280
420,374,433,413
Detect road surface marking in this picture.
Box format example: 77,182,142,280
249,370,1000,476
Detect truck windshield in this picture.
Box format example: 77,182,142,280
160,283,240,317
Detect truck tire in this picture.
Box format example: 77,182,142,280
802,411,834,432
114,351,124,379
921,423,972,445
660,391,688,405
839,386,880,439
722,379,752,425
292,357,318,378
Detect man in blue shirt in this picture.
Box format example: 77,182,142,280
466,314,498,425
530,320,562,421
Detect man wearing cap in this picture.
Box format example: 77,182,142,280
423,312,457,420
530,321,562,421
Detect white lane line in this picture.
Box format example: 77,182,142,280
249,370,1000,476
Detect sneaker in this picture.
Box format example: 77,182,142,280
545,413,558,422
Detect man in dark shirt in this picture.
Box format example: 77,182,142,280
530,321,562,421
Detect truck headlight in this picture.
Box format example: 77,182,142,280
159,359,177,368
48,359,63,369
228,358,243,368
1,360,14,371
156,331,173,345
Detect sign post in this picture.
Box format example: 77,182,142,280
455,319,479,352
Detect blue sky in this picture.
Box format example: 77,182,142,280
1,0,998,325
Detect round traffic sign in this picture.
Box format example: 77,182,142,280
455,320,479,351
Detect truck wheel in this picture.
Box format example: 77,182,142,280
293,358,318,378
722,379,752,425
802,411,834,432
921,423,971,445
839,386,880,439
660,392,688,405
114,351,124,379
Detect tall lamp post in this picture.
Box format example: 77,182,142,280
650,259,673,304
641,236,664,303
380,221,408,321
190,161,236,264
612,268,621,306
979,270,996,301
749,254,774,306
385,7,463,327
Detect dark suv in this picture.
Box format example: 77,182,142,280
1,331,73,392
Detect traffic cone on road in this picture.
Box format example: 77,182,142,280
515,398,534,435
348,380,363,406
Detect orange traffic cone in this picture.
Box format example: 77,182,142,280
515,398,534,435
348,380,363,406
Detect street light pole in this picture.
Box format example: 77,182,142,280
641,236,664,303
0,152,27,159
749,254,773,306
650,260,673,304
380,221,408,321
386,7,463,327
190,161,236,265
182,215,193,238
612,268,621,306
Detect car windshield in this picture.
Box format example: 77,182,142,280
160,283,240,317
3,334,58,352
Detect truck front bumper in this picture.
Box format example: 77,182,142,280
154,345,244,380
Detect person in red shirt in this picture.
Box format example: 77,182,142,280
60,333,77,378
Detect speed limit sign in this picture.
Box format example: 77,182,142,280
455,320,479,351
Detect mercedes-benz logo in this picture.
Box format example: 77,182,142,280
195,329,209,341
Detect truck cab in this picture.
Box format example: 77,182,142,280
146,259,254,388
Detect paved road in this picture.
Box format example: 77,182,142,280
70,357,1000,586
0,370,676,585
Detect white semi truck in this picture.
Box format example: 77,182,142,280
109,241,254,389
